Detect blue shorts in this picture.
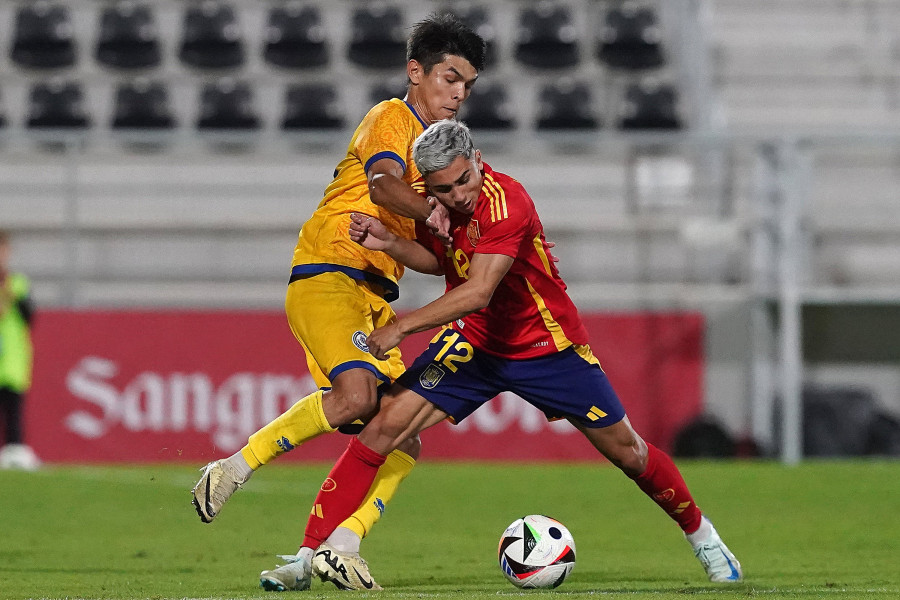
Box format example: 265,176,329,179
395,328,626,428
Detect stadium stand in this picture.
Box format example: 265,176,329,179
178,1,245,69
446,3,498,67
26,80,90,128
535,80,600,130
1,0,898,311
111,80,176,129
263,3,329,69
457,82,515,130
281,83,343,130
196,79,260,129
514,1,580,69
347,4,407,69
598,1,665,70
618,79,681,129
708,0,898,128
95,2,162,70
11,2,77,70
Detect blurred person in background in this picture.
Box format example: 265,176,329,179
0,230,39,471
190,13,486,592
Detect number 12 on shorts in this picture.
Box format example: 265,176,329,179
431,329,474,373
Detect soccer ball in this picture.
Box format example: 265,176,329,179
498,515,576,589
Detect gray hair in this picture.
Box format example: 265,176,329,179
412,119,475,177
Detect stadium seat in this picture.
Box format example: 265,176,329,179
514,2,579,69
347,5,407,69
536,80,599,130
26,81,90,128
458,83,514,130
264,3,328,69
281,84,343,129
446,3,498,66
95,2,162,70
111,80,176,129
369,79,408,105
11,2,77,69
598,3,665,70
196,80,260,129
618,80,681,129
179,1,245,69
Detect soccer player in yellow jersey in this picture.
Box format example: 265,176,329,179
190,13,486,591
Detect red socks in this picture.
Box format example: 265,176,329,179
630,443,703,534
302,437,386,549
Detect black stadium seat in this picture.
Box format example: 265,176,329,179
458,83,514,130
369,79,408,105
179,1,245,69
96,2,162,70
536,80,599,130
347,5,407,69
618,80,681,129
598,3,665,70
112,80,176,129
27,81,90,128
281,84,343,130
196,80,260,129
447,4,498,66
11,2,77,69
264,3,328,69
514,2,580,69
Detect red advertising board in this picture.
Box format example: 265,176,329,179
26,310,703,463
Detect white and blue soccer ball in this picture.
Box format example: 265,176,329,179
498,514,576,589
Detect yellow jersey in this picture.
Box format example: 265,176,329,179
290,98,429,302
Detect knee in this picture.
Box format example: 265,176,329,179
612,439,648,477
323,387,378,426
396,434,421,460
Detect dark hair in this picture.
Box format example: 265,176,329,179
407,13,486,73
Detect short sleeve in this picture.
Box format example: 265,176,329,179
354,102,416,175
474,203,533,258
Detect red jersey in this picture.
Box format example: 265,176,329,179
415,163,589,359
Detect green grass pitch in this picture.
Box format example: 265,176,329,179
1,460,898,599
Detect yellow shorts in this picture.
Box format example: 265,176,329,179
285,270,405,390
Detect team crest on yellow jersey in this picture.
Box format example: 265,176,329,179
467,219,481,246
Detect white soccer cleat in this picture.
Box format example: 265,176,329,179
190,460,243,523
0,444,41,471
260,554,312,592
312,542,383,591
689,517,743,583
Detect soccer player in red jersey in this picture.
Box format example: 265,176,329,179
301,119,743,588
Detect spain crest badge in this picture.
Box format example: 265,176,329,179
466,219,481,246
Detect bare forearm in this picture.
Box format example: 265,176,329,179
397,283,490,336
381,237,442,275
369,174,431,220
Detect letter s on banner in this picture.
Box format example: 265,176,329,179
65,356,121,439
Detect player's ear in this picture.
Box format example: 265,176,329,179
474,149,483,170
407,59,423,85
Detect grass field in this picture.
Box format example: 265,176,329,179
1,460,899,600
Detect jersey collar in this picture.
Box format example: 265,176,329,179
403,100,430,130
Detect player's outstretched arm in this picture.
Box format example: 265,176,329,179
349,213,443,275
367,158,432,220
366,252,514,359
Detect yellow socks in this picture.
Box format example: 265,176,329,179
241,389,335,469
338,448,417,538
